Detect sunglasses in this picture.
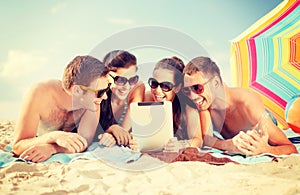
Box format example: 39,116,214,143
109,74,139,86
148,78,174,92
181,77,213,96
79,83,111,98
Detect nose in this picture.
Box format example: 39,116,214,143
188,90,199,101
156,85,164,93
123,82,131,90
101,92,108,100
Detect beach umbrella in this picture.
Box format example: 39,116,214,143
231,0,300,128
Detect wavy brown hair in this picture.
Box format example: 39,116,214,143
103,50,136,71
62,55,109,90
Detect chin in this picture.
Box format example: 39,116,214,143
154,97,165,102
197,103,209,111
115,91,129,100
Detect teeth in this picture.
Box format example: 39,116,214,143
155,95,165,101
198,100,204,106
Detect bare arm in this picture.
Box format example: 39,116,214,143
121,82,145,131
199,109,241,153
239,112,297,155
13,83,87,158
76,109,99,146
226,91,296,155
13,84,56,156
184,105,203,148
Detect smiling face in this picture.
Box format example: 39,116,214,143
109,65,138,100
79,76,110,112
150,68,178,102
183,71,213,111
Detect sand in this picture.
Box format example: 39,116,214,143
0,120,300,195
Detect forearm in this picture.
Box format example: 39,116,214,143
267,144,297,155
173,138,203,150
13,132,59,155
184,138,203,149
204,135,237,152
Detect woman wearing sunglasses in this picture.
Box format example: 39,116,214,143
131,57,204,151
97,50,145,146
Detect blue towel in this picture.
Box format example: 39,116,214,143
0,142,142,167
199,146,300,164
199,129,300,164
1,129,299,167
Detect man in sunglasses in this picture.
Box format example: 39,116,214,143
13,55,116,162
182,56,297,156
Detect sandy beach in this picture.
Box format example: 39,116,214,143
1,120,300,195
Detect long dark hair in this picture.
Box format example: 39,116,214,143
103,50,136,71
153,57,185,134
98,50,137,132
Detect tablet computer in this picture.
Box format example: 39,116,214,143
130,101,173,152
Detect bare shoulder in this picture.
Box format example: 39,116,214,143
128,81,145,102
144,91,153,101
230,87,262,107
133,81,146,93
25,80,61,100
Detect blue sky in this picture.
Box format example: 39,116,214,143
0,0,283,120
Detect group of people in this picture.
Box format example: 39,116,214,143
12,50,297,162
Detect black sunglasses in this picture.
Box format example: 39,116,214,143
109,74,139,86
79,83,111,98
148,78,174,92
181,77,213,96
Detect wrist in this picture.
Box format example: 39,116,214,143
52,143,63,154
44,131,60,144
179,140,190,149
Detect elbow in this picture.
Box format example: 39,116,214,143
12,141,23,156
291,144,298,154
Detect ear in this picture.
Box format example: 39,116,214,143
72,85,83,97
212,76,220,88
174,83,182,93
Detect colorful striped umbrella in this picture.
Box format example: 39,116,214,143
231,0,300,128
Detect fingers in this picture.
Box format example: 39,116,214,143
56,138,76,153
56,133,88,153
99,133,116,147
19,145,53,163
129,139,140,152
246,130,261,141
112,129,131,146
164,138,179,152
233,131,261,156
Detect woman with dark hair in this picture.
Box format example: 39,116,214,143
97,50,145,146
130,57,203,151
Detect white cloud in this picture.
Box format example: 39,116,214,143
0,50,47,79
50,2,67,14
108,17,135,25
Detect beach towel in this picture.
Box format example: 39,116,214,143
0,143,142,168
1,129,299,168
146,129,300,165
